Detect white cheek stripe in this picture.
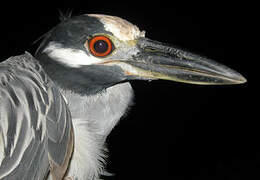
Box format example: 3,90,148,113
43,42,102,67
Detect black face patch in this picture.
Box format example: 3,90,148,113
36,54,127,95
36,15,113,56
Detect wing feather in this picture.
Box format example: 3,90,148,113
0,53,73,180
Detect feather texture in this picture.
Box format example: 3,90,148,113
0,53,73,180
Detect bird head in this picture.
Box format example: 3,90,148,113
36,14,246,95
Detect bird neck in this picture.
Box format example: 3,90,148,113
36,53,134,137
60,82,134,138
54,83,133,179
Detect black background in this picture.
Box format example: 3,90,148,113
0,2,256,180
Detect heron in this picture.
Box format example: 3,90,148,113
0,14,246,180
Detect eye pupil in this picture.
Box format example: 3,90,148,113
94,40,108,53
87,35,114,57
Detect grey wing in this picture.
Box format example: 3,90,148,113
0,53,73,180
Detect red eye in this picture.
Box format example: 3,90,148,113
87,36,113,57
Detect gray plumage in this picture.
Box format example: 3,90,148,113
0,53,73,180
0,52,133,180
